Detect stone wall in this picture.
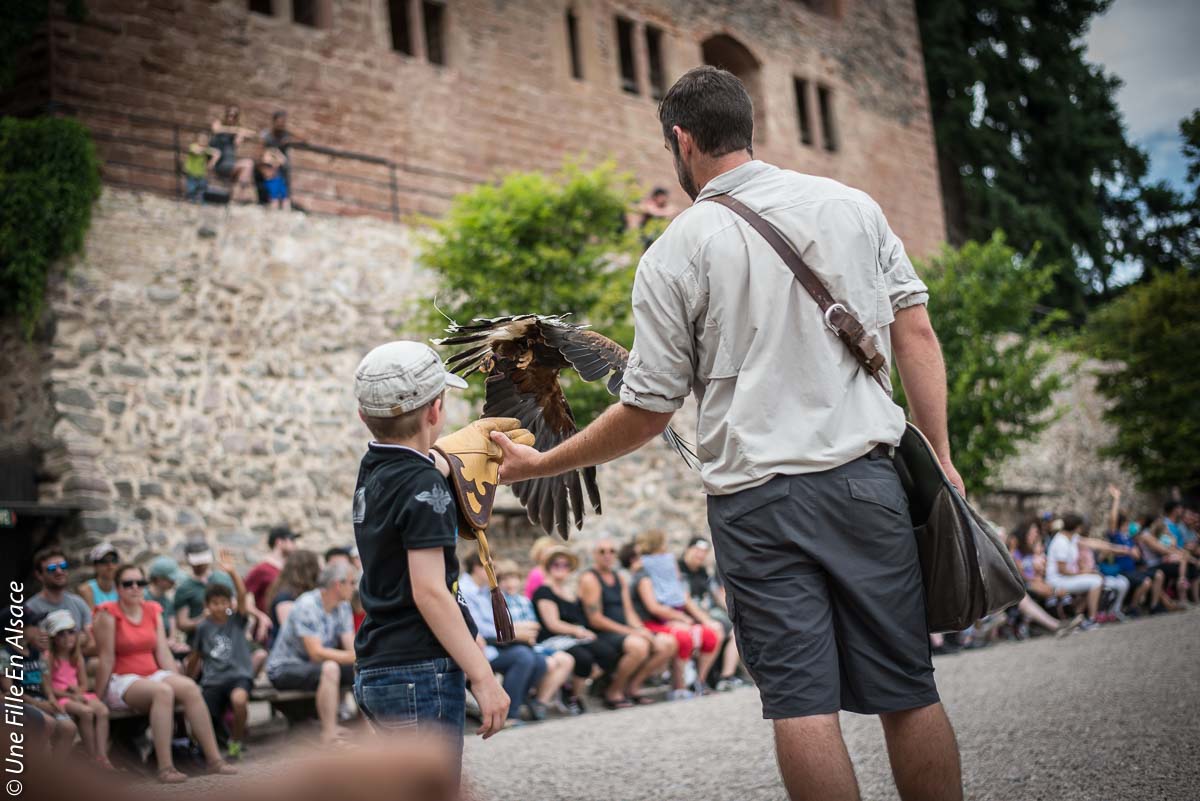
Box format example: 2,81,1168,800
28,0,946,257
2,188,708,573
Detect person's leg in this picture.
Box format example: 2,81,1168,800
607,635,648,702
1106,574,1130,615
89,698,110,762
162,674,230,769
720,631,742,680
230,686,249,742
629,633,675,696
668,626,693,691
1085,582,1102,619
1130,574,1151,609
879,703,963,801
48,714,77,756
316,660,346,742
492,646,540,719
1017,594,1060,633
60,700,95,756
535,651,574,705
695,623,721,687
122,679,179,777
1150,569,1166,609
774,715,860,801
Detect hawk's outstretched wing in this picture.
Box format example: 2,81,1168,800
433,314,697,538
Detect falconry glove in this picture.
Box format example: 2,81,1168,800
432,417,535,644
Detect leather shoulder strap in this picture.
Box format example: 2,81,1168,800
704,193,888,389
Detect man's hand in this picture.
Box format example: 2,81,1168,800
940,457,965,498
489,432,546,485
471,674,510,739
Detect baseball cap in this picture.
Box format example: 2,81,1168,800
268,525,300,548
148,555,184,583
184,540,214,566
42,609,79,637
354,341,467,417
90,542,118,563
686,537,710,551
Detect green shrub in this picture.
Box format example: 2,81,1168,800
896,233,1064,492
0,116,101,336
419,161,643,423
1081,270,1200,492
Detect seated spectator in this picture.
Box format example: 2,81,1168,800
78,541,120,607
498,560,581,717
265,548,322,635
209,104,257,202
94,564,235,783
1100,486,1168,614
325,546,353,567
461,556,573,722
632,529,722,698
245,525,301,615
177,539,273,650
1046,515,1103,629
678,536,745,690
1138,511,1200,605
265,562,356,745
186,551,255,761
42,609,113,769
523,536,557,599
183,130,220,204
626,186,678,248
0,650,77,759
260,147,291,210
578,539,673,704
26,545,95,657
533,546,641,710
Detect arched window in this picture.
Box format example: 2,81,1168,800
701,35,766,143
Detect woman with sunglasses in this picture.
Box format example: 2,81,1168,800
78,542,121,607
94,564,237,783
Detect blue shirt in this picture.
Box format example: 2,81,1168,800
1105,531,1137,575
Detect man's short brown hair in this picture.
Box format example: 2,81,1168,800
33,545,68,573
360,393,442,440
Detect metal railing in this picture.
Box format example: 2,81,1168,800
47,101,481,221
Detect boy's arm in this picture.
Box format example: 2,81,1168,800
185,648,201,679
410,548,509,738
218,550,249,616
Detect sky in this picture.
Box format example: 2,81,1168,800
1085,0,1200,190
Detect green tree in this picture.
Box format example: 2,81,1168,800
1081,270,1200,493
916,0,1156,317
0,117,101,336
895,234,1064,493
419,162,642,423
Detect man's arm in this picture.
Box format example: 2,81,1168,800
300,635,354,666
409,548,509,738
491,402,673,485
891,304,964,496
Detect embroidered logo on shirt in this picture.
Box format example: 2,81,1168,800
416,485,453,514
352,487,366,524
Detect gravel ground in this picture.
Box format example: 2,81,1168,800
139,611,1198,800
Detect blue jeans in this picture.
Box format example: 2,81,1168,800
354,658,466,772
488,644,546,719
185,175,206,203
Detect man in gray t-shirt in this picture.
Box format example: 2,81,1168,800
26,546,95,655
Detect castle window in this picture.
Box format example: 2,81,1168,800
615,16,638,95
248,0,272,15
797,0,840,16
422,1,446,65
794,78,813,145
645,24,665,100
818,84,837,151
388,0,413,55
566,10,584,80
292,0,330,28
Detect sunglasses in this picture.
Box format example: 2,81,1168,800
44,561,70,573
549,560,572,570
595,548,616,555
95,554,119,564
120,579,150,589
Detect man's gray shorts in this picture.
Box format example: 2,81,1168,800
707,452,939,719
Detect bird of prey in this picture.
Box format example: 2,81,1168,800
432,314,697,538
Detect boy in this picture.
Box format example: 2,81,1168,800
350,341,512,772
259,146,290,210
186,550,254,760
184,131,220,203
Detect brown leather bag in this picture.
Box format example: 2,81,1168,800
705,193,1025,632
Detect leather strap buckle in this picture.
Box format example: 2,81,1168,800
823,303,848,333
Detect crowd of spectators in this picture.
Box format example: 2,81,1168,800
12,493,1196,776
185,105,303,209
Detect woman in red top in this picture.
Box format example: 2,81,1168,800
94,564,236,784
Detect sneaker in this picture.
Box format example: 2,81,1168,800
527,700,549,722
1056,614,1085,638
226,740,244,761
667,689,695,702
1078,618,1099,632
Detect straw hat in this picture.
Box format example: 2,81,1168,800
540,545,578,571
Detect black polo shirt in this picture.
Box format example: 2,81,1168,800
353,443,476,669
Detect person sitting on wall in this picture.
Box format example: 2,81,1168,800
260,146,291,210
257,109,304,206
209,104,257,203
265,561,357,745
183,130,220,204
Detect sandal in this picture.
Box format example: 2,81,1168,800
96,756,118,771
631,694,656,705
157,768,187,784
208,760,238,776
602,696,634,710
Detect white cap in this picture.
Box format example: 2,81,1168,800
42,609,79,637
354,341,467,417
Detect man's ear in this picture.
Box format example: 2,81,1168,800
672,125,693,158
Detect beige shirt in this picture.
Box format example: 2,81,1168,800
620,160,929,495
